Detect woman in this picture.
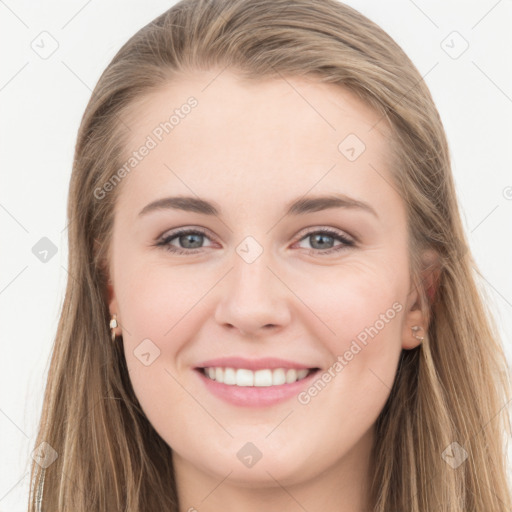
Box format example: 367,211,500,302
28,0,512,510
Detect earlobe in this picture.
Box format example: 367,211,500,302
411,325,424,342
401,287,425,349
107,286,122,339
402,319,425,350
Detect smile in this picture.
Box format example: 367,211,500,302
194,358,322,407
200,367,315,387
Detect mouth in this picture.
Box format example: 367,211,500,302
196,366,320,387
193,359,322,407
193,356,323,407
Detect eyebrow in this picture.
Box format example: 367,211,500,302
138,193,378,219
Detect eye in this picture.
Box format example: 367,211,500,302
293,227,355,255
155,227,215,255
154,226,355,255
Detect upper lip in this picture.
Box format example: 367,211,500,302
195,357,319,371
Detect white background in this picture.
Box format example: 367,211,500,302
1,1,511,510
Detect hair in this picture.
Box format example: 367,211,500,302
27,0,512,510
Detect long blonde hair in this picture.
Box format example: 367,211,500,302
28,0,512,510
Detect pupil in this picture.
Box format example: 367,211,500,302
182,233,202,248
312,234,332,249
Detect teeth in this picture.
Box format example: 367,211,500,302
202,367,312,386
236,369,253,386
223,367,236,385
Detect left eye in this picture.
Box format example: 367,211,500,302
155,227,355,255
294,229,355,254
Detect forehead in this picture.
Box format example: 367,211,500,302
124,69,391,149
116,69,398,220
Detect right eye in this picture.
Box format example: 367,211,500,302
155,227,215,255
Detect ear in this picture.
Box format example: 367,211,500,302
107,278,117,313
106,277,123,338
95,237,122,338
401,248,440,350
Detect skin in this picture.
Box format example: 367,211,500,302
106,69,431,512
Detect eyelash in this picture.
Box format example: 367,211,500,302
154,227,355,256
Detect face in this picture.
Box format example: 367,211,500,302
106,69,425,496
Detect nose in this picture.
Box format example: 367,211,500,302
214,248,291,337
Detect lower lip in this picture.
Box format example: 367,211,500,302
195,368,320,407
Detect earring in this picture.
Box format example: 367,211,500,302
110,314,119,342
411,325,424,342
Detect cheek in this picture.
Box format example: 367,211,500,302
118,259,206,341
295,259,405,352
293,260,405,410
116,262,211,429
118,270,198,445
286,289,403,465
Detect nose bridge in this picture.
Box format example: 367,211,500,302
231,238,278,307
214,236,291,333
234,243,272,295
